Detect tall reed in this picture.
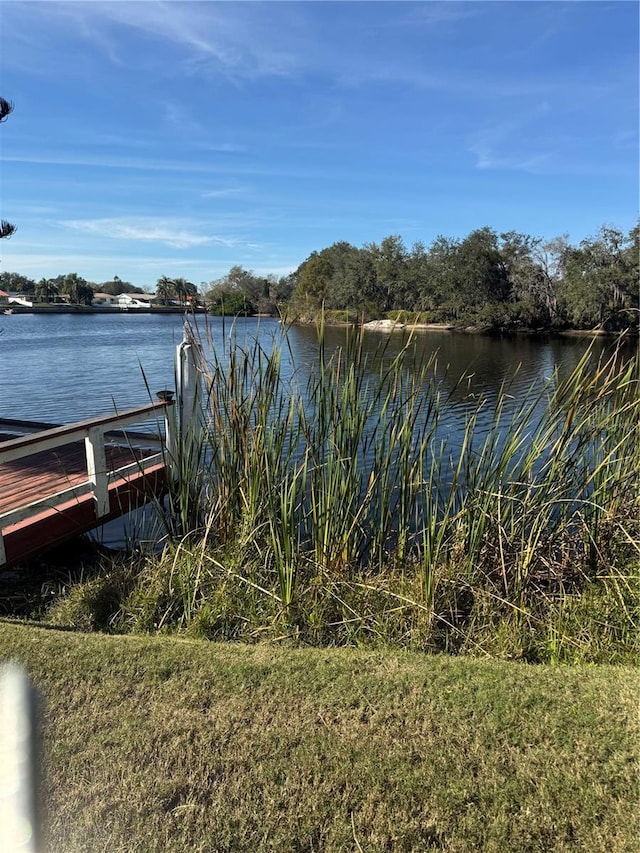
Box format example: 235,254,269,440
74,323,639,661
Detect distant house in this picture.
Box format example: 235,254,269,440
0,289,9,305
8,293,33,307
93,292,153,309
92,293,119,307
117,293,153,308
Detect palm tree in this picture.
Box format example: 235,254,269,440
1,98,16,240
173,277,197,307
173,278,187,306
156,276,175,306
35,278,58,304
0,220,16,239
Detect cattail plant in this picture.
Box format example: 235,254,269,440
75,321,638,663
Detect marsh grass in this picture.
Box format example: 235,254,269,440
47,324,639,662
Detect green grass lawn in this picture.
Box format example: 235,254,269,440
1,620,638,852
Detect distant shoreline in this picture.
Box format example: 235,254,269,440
359,319,632,338
2,305,206,315
292,314,636,338
2,305,635,337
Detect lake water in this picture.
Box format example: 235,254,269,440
0,313,627,548
0,312,620,424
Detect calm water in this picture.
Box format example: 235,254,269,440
0,313,626,547
0,312,623,423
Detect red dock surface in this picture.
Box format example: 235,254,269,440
0,402,172,567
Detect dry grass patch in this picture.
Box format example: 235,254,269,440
1,621,638,852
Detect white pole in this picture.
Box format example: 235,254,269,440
175,322,202,455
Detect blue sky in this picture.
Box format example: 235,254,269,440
1,1,637,290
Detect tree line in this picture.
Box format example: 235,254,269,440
2,222,637,330
0,273,199,307
289,223,639,331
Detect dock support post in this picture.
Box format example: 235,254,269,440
176,324,202,441
85,426,109,518
175,324,203,469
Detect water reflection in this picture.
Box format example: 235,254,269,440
1,312,631,427
286,324,627,404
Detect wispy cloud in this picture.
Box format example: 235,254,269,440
8,1,302,81
200,186,249,199
469,145,553,174
467,106,555,174
467,129,631,179
161,101,246,150
62,217,235,249
5,0,623,106
409,3,480,29
2,152,322,181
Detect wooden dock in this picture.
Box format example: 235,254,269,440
0,400,175,568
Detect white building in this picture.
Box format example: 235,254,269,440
93,293,154,309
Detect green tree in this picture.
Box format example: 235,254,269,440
364,235,412,312
206,265,284,314
206,285,254,316
498,231,557,326
294,251,334,306
439,228,510,323
266,273,295,312
407,240,442,315
292,242,362,311
156,276,175,306
336,248,378,313
204,266,264,314
35,278,58,303
420,235,459,317
97,275,144,296
173,277,198,306
51,272,93,305
558,225,639,329
0,272,36,295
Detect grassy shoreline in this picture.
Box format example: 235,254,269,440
1,620,638,852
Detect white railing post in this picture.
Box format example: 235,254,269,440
85,426,109,518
